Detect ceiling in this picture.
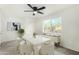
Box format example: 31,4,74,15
0,4,75,18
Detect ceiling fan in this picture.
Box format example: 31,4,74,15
24,4,46,16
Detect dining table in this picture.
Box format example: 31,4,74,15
24,35,55,55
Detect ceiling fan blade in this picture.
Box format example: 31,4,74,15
37,6,45,10
27,4,34,9
37,11,44,14
24,10,33,12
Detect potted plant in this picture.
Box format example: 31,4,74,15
17,28,25,38
33,32,37,38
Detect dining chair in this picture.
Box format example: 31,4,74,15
39,40,54,55
18,40,33,55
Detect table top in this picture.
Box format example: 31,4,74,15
24,35,51,45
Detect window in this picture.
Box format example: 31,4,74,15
43,17,62,33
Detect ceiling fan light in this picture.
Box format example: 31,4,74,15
33,11,37,14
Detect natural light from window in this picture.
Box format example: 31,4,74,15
43,17,62,33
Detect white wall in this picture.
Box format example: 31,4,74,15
34,18,43,34
60,6,79,52
23,19,35,39
0,9,2,43
0,8,35,42
34,5,79,52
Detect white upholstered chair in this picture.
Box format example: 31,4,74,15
39,40,54,55
18,40,33,55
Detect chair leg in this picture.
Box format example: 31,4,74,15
17,45,20,54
